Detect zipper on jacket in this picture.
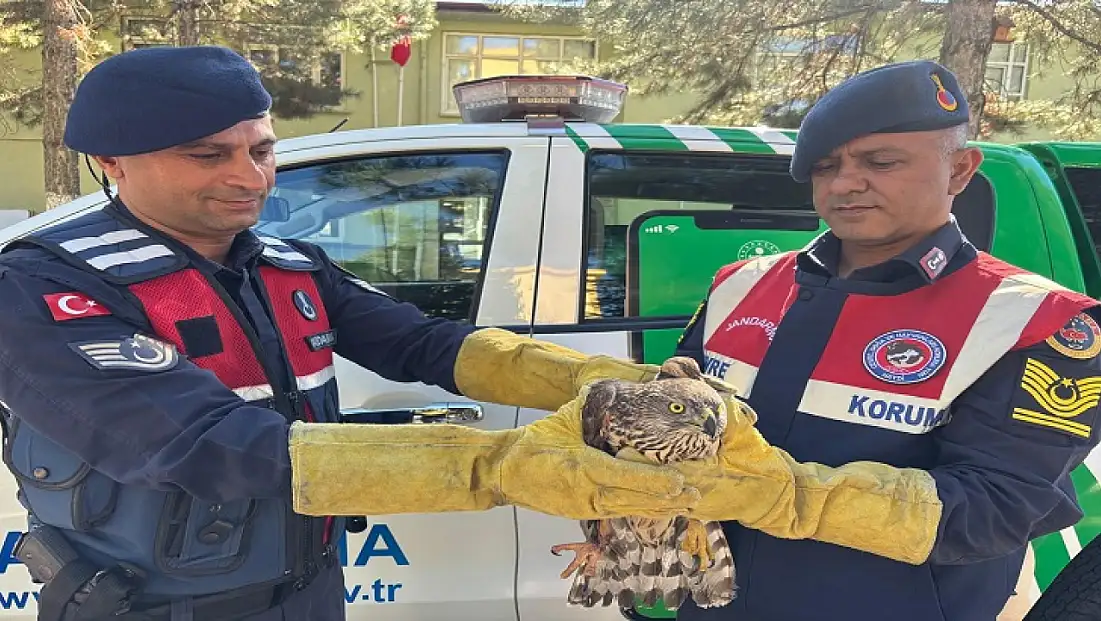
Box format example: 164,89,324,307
250,272,328,579
190,265,313,583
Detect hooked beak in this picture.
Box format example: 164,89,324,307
702,411,718,438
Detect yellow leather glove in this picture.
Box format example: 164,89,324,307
452,328,659,412
674,395,943,565
289,384,700,520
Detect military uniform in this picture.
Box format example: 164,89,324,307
0,45,694,621
663,61,1101,620
0,199,477,620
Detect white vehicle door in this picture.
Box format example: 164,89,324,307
261,132,551,621
0,128,553,621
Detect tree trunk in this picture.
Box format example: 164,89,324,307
175,0,201,46
939,0,998,138
41,0,82,210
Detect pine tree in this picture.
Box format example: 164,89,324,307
0,0,436,210
492,0,1101,141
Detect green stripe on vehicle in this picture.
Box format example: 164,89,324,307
565,125,590,153
1033,531,1071,591
707,128,779,154
601,124,690,151
1072,465,1101,548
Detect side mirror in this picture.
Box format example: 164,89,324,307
261,195,291,223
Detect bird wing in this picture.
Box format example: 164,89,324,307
579,379,619,452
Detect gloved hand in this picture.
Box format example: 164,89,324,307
452,328,660,412
289,384,700,521
673,394,943,565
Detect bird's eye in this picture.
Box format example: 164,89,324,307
669,403,685,413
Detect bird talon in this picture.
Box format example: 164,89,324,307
682,521,713,568
550,542,602,579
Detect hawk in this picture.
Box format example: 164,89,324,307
550,356,737,610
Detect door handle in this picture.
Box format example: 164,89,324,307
340,402,484,425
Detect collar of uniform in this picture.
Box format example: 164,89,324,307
218,230,265,273
106,199,265,273
795,216,966,285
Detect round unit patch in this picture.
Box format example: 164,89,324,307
293,290,318,321
736,240,782,261
863,330,947,385
1046,312,1101,360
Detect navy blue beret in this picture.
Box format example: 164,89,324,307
64,45,272,156
790,60,969,182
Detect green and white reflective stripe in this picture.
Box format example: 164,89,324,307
742,127,797,155
565,123,797,155
663,125,735,152
565,123,623,151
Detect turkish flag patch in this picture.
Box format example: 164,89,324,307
43,292,112,322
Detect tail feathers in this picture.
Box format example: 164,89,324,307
560,517,736,610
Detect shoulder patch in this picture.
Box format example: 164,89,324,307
255,236,319,271
1011,356,1101,439
18,208,187,284
44,292,112,322
1045,312,1101,360
69,333,179,373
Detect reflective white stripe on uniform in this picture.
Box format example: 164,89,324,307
725,358,761,397
86,245,176,270
702,257,1067,432
234,384,275,401
702,252,792,343
297,365,336,391
797,380,950,434
939,275,1053,403
261,246,312,264
231,365,336,401
60,229,148,252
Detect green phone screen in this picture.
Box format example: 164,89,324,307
627,210,826,365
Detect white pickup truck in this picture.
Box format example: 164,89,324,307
0,74,1094,621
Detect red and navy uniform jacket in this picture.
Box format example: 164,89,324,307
0,200,476,615
674,220,1101,621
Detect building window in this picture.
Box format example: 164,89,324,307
121,16,170,50
441,33,597,114
244,44,344,90
986,41,1029,101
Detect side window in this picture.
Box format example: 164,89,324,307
582,150,998,323
1062,167,1101,258
583,152,817,321
258,151,507,322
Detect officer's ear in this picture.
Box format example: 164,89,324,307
91,155,124,181
947,147,983,196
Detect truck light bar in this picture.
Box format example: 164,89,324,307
452,75,627,124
